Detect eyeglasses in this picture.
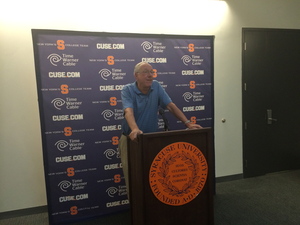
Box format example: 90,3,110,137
137,70,155,75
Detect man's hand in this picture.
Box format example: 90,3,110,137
129,129,143,142
186,123,202,129
166,103,203,130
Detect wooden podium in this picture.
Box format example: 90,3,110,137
127,128,214,225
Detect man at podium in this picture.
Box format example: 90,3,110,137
118,62,202,194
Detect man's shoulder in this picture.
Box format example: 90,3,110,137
124,82,135,87
151,80,160,88
123,82,135,91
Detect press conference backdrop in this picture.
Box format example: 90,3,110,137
32,30,214,224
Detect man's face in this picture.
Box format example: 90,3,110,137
135,63,154,89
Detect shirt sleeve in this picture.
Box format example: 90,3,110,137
121,84,134,110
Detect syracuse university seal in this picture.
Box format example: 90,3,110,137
149,142,208,206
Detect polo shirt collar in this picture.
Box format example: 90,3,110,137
133,81,153,95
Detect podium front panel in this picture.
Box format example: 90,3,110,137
128,128,214,225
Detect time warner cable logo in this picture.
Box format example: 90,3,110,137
47,53,62,66
181,55,192,66
141,41,153,53
55,140,69,151
182,92,193,102
182,92,205,103
101,109,114,121
99,69,112,80
104,149,120,160
58,180,72,192
51,98,65,110
106,187,118,197
106,186,127,198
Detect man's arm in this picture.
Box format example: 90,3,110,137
124,107,143,141
166,102,202,129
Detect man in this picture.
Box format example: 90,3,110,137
118,62,202,195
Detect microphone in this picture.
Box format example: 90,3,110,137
159,108,169,131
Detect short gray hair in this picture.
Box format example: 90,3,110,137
134,62,150,74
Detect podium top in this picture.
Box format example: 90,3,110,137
137,127,211,138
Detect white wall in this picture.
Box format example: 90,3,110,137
1,0,299,213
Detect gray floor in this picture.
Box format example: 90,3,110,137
214,170,300,225
1,170,300,225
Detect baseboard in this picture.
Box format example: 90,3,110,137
216,173,244,183
0,205,48,220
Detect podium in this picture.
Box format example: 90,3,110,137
127,128,214,225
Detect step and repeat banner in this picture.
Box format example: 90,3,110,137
32,29,214,224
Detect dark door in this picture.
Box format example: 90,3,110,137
242,28,300,178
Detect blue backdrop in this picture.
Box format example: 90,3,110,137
32,30,214,224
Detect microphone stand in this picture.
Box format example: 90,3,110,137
159,108,169,131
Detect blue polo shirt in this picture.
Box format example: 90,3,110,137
121,80,172,135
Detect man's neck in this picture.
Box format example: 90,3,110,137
136,83,150,94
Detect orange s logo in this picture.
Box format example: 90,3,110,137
191,116,196,124
107,56,114,65
112,136,119,145
57,40,65,50
64,127,72,136
190,81,196,89
114,174,121,183
70,206,78,215
188,43,194,52
153,69,157,78
110,97,117,106
61,84,69,94
67,167,75,177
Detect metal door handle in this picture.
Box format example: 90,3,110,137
267,109,277,124
268,118,277,122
